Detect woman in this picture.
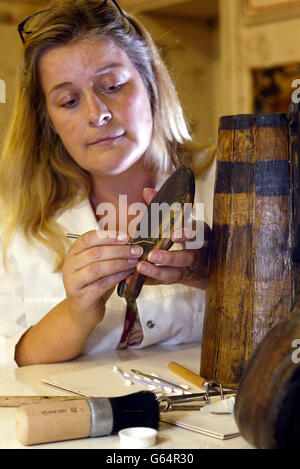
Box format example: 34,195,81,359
0,0,211,368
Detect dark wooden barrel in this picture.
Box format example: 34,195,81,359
200,112,299,388
234,105,300,448
234,297,300,448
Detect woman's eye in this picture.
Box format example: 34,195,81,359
62,97,80,108
103,83,123,93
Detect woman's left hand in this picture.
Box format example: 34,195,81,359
131,187,210,289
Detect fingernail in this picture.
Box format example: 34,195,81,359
137,262,148,274
130,246,143,256
148,251,160,262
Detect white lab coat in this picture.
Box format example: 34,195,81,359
0,193,207,369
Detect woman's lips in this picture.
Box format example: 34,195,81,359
88,132,125,146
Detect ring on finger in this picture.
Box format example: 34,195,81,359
186,266,193,281
180,266,193,281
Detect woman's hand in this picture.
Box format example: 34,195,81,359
62,230,143,329
15,230,144,367
133,188,210,289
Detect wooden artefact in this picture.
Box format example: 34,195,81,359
118,165,195,303
234,104,300,448
200,112,300,388
234,297,300,448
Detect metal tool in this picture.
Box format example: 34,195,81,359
67,165,195,308
130,369,190,393
204,380,224,404
157,393,206,412
66,166,195,332
157,388,236,412
66,234,154,246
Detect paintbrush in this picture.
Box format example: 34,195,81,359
15,391,159,446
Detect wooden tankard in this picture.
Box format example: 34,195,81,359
200,111,300,389
200,107,300,448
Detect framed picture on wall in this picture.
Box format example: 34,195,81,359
252,63,300,114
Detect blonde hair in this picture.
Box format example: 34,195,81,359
0,0,191,271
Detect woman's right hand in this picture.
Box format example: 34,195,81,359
62,230,143,330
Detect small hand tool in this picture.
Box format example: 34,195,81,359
15,391,159,446
157,389,235,412
67,166,195,331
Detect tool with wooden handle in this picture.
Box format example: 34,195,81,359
168,361,206,389
15,391,159,446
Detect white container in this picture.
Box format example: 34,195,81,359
119,427,158,449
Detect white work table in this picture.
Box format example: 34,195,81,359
0,344,253,450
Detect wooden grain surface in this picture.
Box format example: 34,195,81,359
200,113,299,388
233,107,300,448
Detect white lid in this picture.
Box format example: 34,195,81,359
119,427,158,449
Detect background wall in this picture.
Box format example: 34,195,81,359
140,12,219,146
219,0,300,116
1,0,300,152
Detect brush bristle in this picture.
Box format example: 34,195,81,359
109,391,159,433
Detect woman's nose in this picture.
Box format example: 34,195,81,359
87,94,112,127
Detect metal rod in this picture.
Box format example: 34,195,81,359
66,233,155,245
131,369,190,393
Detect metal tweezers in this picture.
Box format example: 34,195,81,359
157,381,236,412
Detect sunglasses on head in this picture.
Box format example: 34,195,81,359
18,0,127,44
